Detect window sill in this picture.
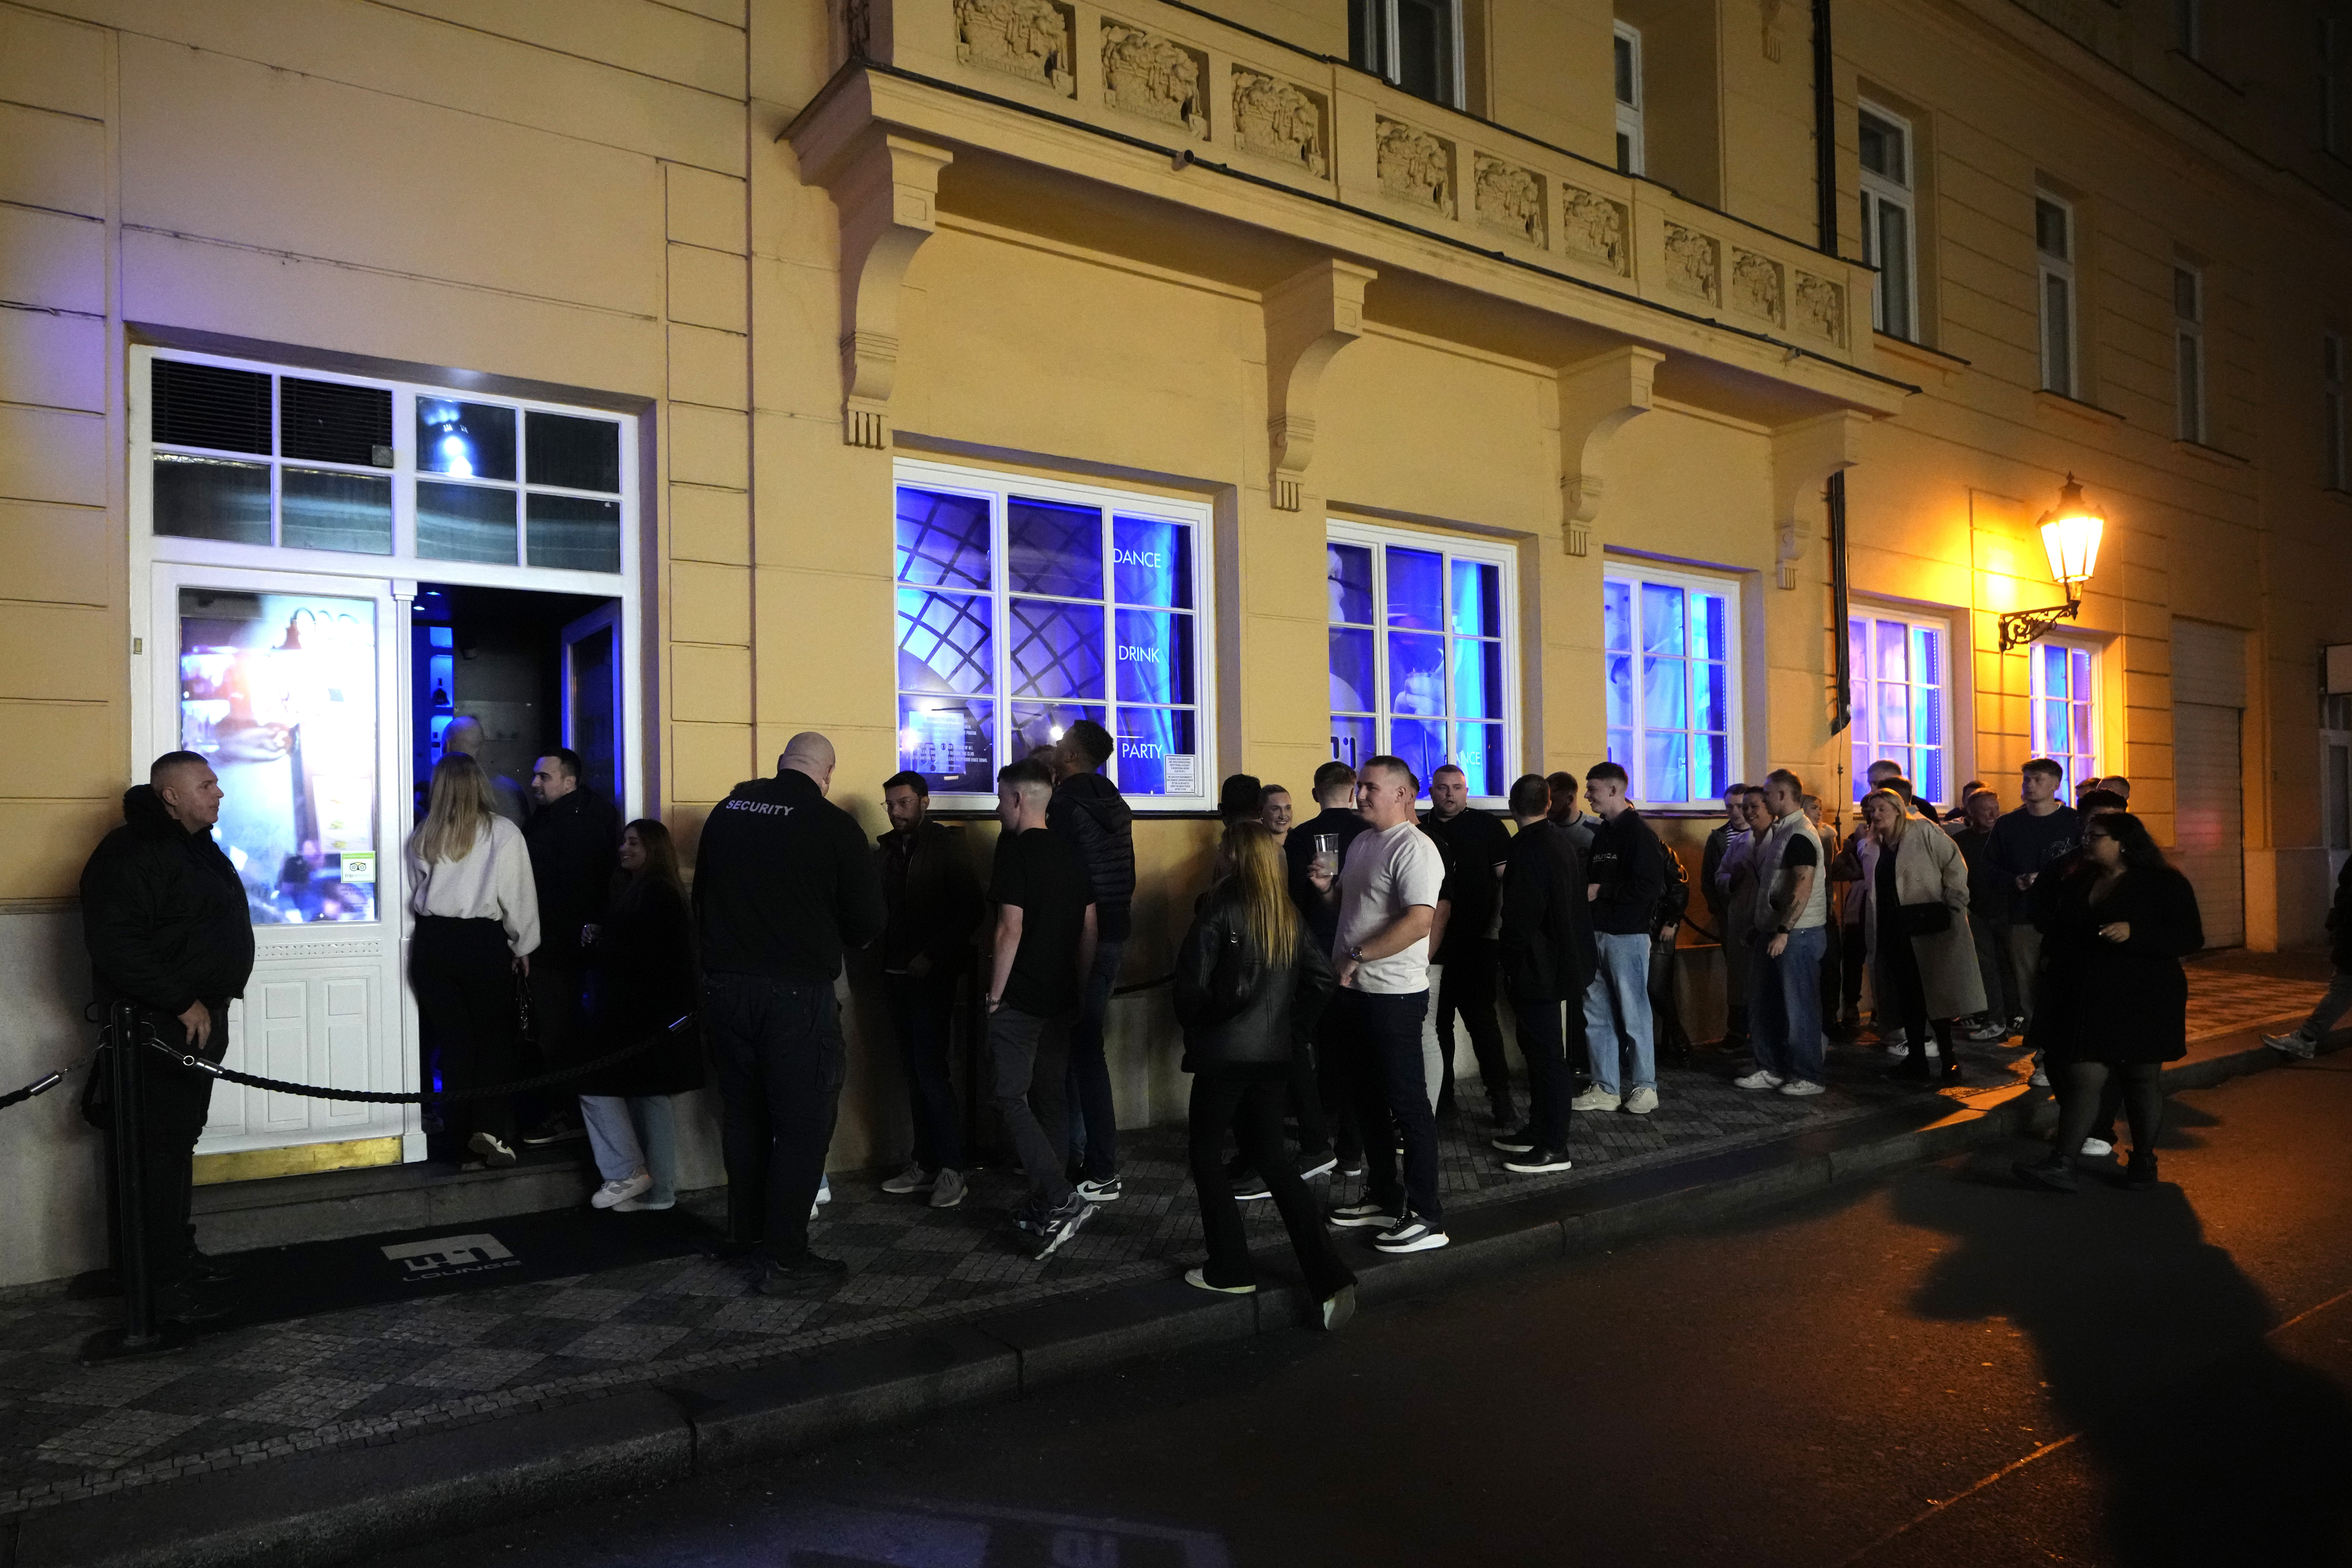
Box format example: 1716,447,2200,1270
2173,438,2251,469
1873,332,1970,385
2033,389,2124,429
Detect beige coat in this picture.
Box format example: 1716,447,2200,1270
1862,822,1987,1019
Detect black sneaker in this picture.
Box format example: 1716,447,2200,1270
1371,1214,1449,1253
156,1279,235,1325
2121,1151,2160,1190
1231,1172,1274,1202
186,1248,234,1286
2012,1153,2078,1193
1298,1151,1339,1181
1490,1127,1537,1154
757,1252,848,1295
1033,1194,1096,1261
520,1114,584,1147
1503,1147,1573,1174
1327,1199,1397,1229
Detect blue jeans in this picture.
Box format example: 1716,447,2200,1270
1747,925,1827,1084
1580,931,1656,1097
1064,938,1124,1181
579,1092,679,1205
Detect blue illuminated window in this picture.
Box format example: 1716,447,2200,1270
1326,523,1513,802
1847,613,1949,805
893,462,1209,805
2030,640,2096,790
1603,566,1737,805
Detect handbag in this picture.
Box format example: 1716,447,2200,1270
1896,901,1952,936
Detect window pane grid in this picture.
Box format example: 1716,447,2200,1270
1608,571,1732,805
1325,532,1513,800
2029,641,2098,791
1846,614,1948,805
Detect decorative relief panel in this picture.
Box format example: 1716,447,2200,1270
1375,117,1454,217
1559,184,1630,275
1729,247,1784,324
954,0,1075,96
1793,270,1846,346
1473,154,1544,246
1101,20,1209,139
1232,68,1328,177
1663,222,1721,304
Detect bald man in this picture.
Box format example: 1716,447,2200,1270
694,731,885,1292
440,716,527,826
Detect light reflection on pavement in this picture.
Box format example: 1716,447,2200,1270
641,1498,1229,1567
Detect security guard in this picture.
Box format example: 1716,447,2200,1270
693,732,884,1292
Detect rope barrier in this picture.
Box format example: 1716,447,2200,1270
0,1047,98,1113
138,1015,695,1105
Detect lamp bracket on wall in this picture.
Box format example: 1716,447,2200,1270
1999,596,2082,651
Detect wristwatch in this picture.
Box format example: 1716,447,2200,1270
1347,944,1366,963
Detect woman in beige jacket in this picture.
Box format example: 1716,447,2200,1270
1860,788,1984,1086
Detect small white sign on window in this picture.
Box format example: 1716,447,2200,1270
1163,754,1198,797
341,851,377,885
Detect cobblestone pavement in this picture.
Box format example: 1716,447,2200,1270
0,962,2325,1517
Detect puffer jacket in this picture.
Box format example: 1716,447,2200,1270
80,784,255,1016
1172,882,1337,1070
1047,771,1136,941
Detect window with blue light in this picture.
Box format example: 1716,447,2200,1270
2030,639,2097,790
1326,523,1513,801
892,462,1210,806
1847,612,1949,805
1603,566,1736,805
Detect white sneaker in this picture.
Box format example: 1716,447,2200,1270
1570,1087,1621,1112
2029,1068,2051,1087
810,1174,833,1222
1778,1079,1827,1097
1371,1214,1450,1253
1184,1266,1256,1295
1884,1042,1911,1059
591,1173,652,1209
928,1168,967,1209
612,1193,674,1212
2078,1138,2113,1157
1732,1070,1784,1091
1621,1086,1659,1115
879,1162,935,1195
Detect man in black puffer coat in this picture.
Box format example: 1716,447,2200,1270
1046,720,1136,1198
80,751,256,1322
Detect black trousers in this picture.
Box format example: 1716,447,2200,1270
2055,1059,2162,1155
1334,989,1441,1224
883,971,963,1171
410,916,521,1146
1877,924,1956,1063
1839,922,1868,1020
1435,939,1513,1115
1189,1063,1355,1298
1508,990,1575,1153
705,971,845,1262
1312,1009,1359,1162
1649,930,1692,1061
119,1003,225,1288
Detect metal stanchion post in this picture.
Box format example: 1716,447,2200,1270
81,1004,187,1363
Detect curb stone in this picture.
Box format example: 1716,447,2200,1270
7,1029,2324,1568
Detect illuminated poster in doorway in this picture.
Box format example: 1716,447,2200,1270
179,588,378,923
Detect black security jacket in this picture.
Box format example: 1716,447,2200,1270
1172,882,1338,1070
80,785,255,1016
1046,772,1136,941
692,768,884,982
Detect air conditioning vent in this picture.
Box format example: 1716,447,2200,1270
152,360,272,455
282,378,393,467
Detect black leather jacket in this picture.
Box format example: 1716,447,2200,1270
1172,883,1338,1070
80,785,255,1017
1047,772,1136,941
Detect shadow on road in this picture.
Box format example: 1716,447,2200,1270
1897,1151,2352,1565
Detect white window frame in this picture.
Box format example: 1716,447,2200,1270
2325,330,2347,491
2175,263,2206,444
2029,636,2100,792
1845,608,1954,808
1325,519,1519,806
1613,22,1645,177
1601,560,1745,810
1857,102,1918,341
2036,192,2078,398
1354,0,1465,109
891,456,1216,813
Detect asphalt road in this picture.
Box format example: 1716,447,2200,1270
361,1058,2352,1568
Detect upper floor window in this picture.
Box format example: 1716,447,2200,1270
1327,522,1515,802
1604,564,1739,806
139,350,631,578
2030,640,2098,792
1858,104,1917,341
1352,0,1461,109
2326,332,2347,491
1614,23,1645,176
892,460,1212,808
2036,193,2077,397
2175,264,2206,444
1847,612,1949,806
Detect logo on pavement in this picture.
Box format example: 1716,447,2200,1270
381,1233,519,1281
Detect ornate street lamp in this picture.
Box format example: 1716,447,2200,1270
1998,473,2105,651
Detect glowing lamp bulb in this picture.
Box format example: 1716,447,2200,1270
2035,474,2104,595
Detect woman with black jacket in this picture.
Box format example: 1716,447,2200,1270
2015,812,2203,1193
576,819,702,1211
1174,820,1355,1328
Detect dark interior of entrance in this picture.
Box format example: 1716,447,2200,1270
410,584,620,825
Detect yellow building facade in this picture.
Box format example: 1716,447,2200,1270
2,0,2347,1286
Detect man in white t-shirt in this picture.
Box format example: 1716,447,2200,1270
1307,754,1450,1254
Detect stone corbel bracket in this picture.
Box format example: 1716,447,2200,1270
1263,259,1377,511
1769,410,1869,589
1555,346,1664,556
797,127,954,449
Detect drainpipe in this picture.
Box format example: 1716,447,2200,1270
1815,0,1853,740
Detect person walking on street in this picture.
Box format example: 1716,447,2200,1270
406,753,542,1170
1734,770,1833,1096
1175,820,1356,1325
2015,813,2203,1192
577,819,700,1213
1576,763,1667,1115
1702,785,1754,1052
2265,854,2352,1060
694,733,884,1293
987,758,1100,1259
520,748,618,1147
1858,788,1982,1088
1989,759,2080,1082
875,771,984,1209
1492,774,1599,1171
79,752,257,1323
1312,756,1450,1253
1422,764,1515,1126
1046,720,1134,1203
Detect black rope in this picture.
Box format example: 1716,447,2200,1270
0,1045,98,1113
139,1015,695,1105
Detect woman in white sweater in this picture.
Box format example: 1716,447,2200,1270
407,753,541,1168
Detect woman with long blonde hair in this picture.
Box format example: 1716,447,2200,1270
406,752,541,1167
1172,819,1355,1327
1859,786,1981,1087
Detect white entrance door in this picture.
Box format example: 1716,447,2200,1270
2172,620,2249,950
148,565,415,1159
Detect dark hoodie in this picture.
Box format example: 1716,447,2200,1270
80,784,255,1017
1046,771,1136,942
